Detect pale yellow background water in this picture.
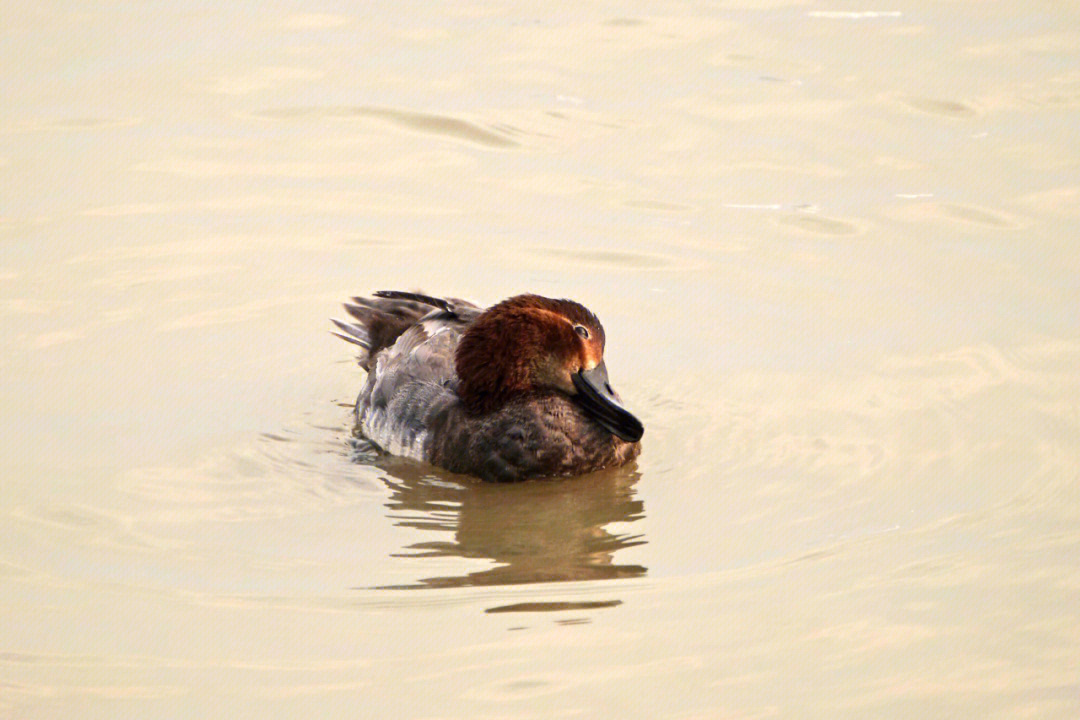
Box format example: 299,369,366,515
3,2,1080,718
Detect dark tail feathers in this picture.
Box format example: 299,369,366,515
331,292,438,370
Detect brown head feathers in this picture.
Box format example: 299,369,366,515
454,294,606,414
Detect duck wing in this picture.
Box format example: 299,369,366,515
342,292,481,460
332,291,480,370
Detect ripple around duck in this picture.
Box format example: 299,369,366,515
937,203,1018,228
9,503,165,553
250,106,518,148
277,12,350,29
778,213,860,235
898,199,1015,227
709,51,821,77
806,10,902,18
530,247,675,270
898,96,979,119
964,31,1080,57
118,428,379,523
888,201,1019,228
1021,186,1080,216
623,199,695,212
1023,88,1080,107
0,561,33,578
463,655,704,703
6,117,141,133
485,600,622,613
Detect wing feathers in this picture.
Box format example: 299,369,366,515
330,318,370,348
372,290,454,313
334,290,471,370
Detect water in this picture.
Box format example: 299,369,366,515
3,2,1080,717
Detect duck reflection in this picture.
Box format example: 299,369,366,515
372,456,647,589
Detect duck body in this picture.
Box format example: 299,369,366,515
333,292,642,482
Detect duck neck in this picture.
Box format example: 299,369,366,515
454,311,562,414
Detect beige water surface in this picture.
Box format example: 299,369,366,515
3,2,1080,718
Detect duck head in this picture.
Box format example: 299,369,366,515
455,294,644,443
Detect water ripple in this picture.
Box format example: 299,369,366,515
898,96,979,119
118,428,378,523
252,106,519,148
779,212,860,235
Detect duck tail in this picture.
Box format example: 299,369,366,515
331,292,441,370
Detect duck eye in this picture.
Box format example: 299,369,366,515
574,325,590,339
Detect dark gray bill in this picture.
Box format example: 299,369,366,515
571,361,644,443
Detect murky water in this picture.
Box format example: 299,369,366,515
3,2,1080,717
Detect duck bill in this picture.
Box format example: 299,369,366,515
571,362,644,443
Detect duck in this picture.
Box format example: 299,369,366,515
332,291,643,482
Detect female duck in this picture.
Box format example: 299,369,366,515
333,291,643,482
